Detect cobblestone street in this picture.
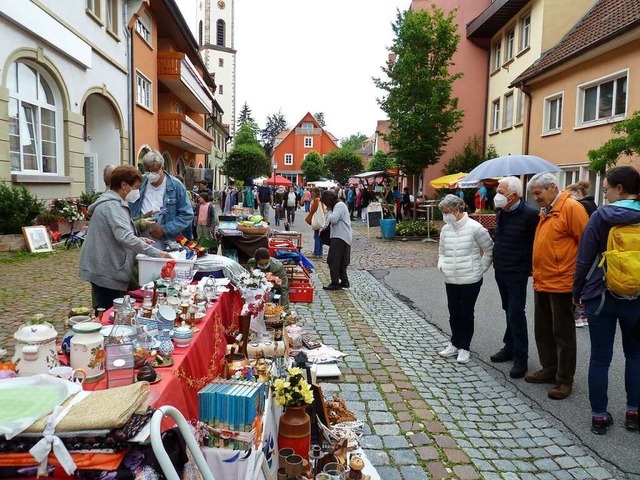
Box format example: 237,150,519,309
0,216,631,479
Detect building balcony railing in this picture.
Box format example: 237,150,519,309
158,113,213,154
295,127,322,135
158,52,214,114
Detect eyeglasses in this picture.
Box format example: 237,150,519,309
602,186,610,194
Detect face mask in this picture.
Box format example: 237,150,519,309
147,171,161,183
493,193,509,209
125,186,140,203
258,262,270,270
443,213,457,224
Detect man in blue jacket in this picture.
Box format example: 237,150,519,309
129,150,194,250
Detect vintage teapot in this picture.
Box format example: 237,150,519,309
12,317,60,376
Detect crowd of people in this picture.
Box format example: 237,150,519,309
436,166,640,436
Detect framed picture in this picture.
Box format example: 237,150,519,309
22,225,53,253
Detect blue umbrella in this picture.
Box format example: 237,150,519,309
463,155,561,181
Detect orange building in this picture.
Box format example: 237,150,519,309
271,113,339,185
130,0,216,178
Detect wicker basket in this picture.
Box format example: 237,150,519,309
238,225,269,235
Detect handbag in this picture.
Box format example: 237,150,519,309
311,205,325,230
320,226,331,246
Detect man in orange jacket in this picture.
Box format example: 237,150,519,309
526,172,589,400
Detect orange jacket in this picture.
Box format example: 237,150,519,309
532,190,589,292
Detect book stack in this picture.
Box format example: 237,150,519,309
198,379,267,449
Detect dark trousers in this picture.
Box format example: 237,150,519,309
584,293,640,415
534,291,576,385
91,283,126,313
285,206,296,224
445,280,483,351
495,270,529,364
327,238,351,285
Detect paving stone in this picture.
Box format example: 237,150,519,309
369,411,396,423
444,448,470,464
389,449,419,465
372,423,400,435
400,466,430,480
359,435,383,450
452,465,481,480
365,449,389,466
408,432,430,446
383,435,410,449
426,461,450,479
434,435,457,448
416,446,440,461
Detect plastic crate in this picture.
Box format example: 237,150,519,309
268,239,296,257
289,280,314,303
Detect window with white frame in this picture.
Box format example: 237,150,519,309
284,153,293,165
135,12,151,43
304,137,313,148
503,92,514,129
505,27,516,61
578,72,627,126
516,89,525,125
136,72,152,110
8,61,62,175
302,121,314,129
105,0,117,34
519,13,531,51
491,99,500,133
492,40,502,71
86,0,100,17
543,93,563,134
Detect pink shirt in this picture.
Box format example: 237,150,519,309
302,191,311,202
197,202,210,225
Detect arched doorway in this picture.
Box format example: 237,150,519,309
177,156,186,176
162,152,173,174
137,145,152,172
83,93,122,191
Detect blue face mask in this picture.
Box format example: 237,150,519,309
258,262,270,270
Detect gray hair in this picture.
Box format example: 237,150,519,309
438,194,466,211
142,150,164,171
528,172,558,191
103,164,116,188
498,176,523,197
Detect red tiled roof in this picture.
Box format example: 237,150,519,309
512,0,640,86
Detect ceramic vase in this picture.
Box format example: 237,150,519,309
70,322,105,382
158,329,174,357
277,404,311,459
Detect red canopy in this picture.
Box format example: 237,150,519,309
266,175,293,186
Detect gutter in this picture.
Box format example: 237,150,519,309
520,82,532,155
124,1,134,164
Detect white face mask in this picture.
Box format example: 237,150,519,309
125,186,140,203
493,193,509,209
443,213,457,224
147,171,161,184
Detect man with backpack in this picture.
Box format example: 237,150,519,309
573,165,640,435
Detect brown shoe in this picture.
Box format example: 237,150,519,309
548,383,572,400
524,369,556,384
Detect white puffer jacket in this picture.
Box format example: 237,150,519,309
438,213,494,285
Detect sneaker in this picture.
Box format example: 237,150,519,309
438,343,458,358
525,369,556,384
490,348,513,363
583,318,589,327
591,413,613,435
457,349,471,364
625,410,639,430
548,383,572,400
575,317,585,327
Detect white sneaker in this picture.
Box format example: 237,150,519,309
457,349,471,364
438,343,458,357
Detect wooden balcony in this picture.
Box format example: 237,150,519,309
295,127,322,135
158,113,213,154
157,52,214,114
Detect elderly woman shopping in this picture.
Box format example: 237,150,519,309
437,194,494,364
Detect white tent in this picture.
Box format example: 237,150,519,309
309,180,338,189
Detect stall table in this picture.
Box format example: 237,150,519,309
220,231,269,264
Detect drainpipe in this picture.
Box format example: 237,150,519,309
520,82,532,155
124,1,135,165
481,50,490,156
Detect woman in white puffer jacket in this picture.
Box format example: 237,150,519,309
437,194,494,364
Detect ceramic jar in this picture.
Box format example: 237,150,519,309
173,322,193,348
61,315,92,361
278,404,311,458
71,322,105,383
12,321,59,376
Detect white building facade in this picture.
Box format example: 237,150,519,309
0,0,131,200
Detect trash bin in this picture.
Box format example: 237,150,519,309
380,219,396,239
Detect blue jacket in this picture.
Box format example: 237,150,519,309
129,174,194,242
573,201,640,301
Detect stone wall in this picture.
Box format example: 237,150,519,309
0,234,26,252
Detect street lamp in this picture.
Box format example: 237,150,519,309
272,161,278,186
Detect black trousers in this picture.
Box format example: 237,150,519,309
327,238,351,285
91,282,126,314
285,206,296,224
445,280,483,351
534,291,576,385
495,270,530,364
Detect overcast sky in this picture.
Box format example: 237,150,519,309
234,0,411,142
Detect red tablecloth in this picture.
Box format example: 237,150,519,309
87,289,242,421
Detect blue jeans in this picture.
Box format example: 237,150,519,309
304,201,311,212
495,270,529,364
584,293,640,415
313,230,323,256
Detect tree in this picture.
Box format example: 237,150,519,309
223,123,270,182
374,6,463,219
314,112,326,127
340,133,368,151
588,111,640,174
324,148,364,184
443,136,497,175
301,150,327,182
368,150,396,172
237,101,256,128
261,111,289,159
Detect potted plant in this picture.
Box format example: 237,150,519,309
273,367,314,457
